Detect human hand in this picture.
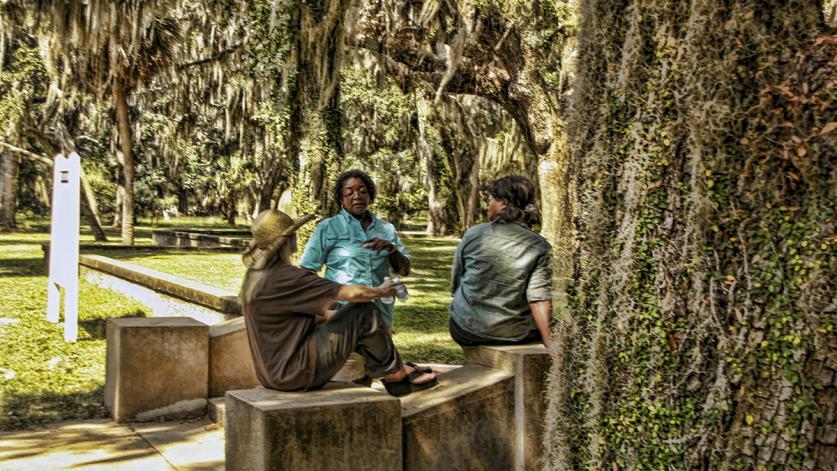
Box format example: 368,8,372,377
363,237,396,254
377,278,399,298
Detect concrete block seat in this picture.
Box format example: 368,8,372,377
399,365,515,471
209,317,260,397
105,317,209,422
464,343,551,471
225,383,401,471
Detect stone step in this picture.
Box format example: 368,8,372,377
208,397,225,425
399,364,515,471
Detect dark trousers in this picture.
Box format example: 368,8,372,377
449,318,544,347
309,302,402,389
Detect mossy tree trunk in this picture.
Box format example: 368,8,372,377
0,152,19,229
415,95,452,235
436,97,482,232
287,0,350,225
545,1,835,469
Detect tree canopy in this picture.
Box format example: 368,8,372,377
1,1,834,467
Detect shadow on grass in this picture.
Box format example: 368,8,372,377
103,250,183,260
0,239,50,246
78,309,146,340
394,337,463,364
0,258,46,277
0,385,107,432
406,279,450,291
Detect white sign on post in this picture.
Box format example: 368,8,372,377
46,152,81,342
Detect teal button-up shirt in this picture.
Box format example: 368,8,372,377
299,209,410,326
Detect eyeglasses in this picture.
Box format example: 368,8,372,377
341,187,369,198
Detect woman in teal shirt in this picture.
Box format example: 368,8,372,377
299,170,411,328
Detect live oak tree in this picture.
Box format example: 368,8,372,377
545,1,836,469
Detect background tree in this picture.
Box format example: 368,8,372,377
545,1,835,469
32,0,181,244
284,0,352,223
355,0,576,289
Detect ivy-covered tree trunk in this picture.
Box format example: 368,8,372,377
287,0,349,225
0,152,19,229
545,1,835,469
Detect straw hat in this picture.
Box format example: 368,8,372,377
242,210,316,269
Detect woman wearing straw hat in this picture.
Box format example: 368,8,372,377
240,209,437,396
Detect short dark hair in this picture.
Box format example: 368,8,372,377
487,175,540,227
334,169,377,206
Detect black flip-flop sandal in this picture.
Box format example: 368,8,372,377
383,370,438,397
353,375,373,387
405,361,434,374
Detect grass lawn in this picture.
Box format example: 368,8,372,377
1,220,460,430
0,230,149,431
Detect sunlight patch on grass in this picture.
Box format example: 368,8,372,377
0,231,148,430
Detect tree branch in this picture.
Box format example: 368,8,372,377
178,43,245,70
0,142,53,166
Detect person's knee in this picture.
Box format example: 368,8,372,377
334,302,383,335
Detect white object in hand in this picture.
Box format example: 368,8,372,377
393,278,408,301
380,276,394,304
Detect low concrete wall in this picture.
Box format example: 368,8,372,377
152,230,250,248
42,244,241,260
83,268,234,325
464,344,550,471
400,365,515,471
80,254,241,316
225,384,401,471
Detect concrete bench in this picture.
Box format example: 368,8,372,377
225,384,401,471
221,346,548,470
400,365,515,471
105,317,209,422
152,229,250,248
463,343,550,470
209,317,260,397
